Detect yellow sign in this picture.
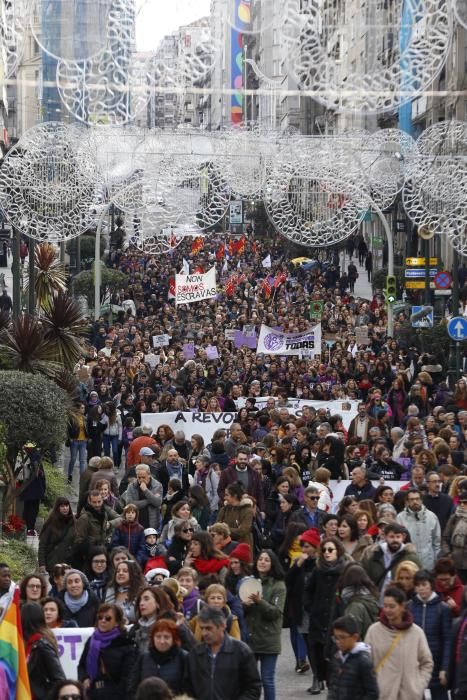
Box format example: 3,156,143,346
405,258,438,266
405,281,435,289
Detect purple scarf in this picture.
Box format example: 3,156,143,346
86,627,121,681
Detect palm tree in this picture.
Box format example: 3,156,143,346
41,292,86,370
0,315,61,377
25,243,67,310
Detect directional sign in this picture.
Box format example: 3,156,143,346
405,281,435,289
434,271,452,290
406,257,438,266
411,306,433,328
448,317,467,341
405,269,438,278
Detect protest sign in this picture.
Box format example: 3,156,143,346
182,343,195,359
52,628,93,679
257,324,322,357
175,267,217,305
152,334,170,348
142,411,237,443
234,330,257,349
206,345,219,360
355,326,370,345
144,352,160,368
225,328,239,341
329,481,408,511
235,398,358,430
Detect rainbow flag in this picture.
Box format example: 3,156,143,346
0,588,31,700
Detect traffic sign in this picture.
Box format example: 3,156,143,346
405,281,435,289
405,257,438,266
447,317,467,341
405,269,438,278
411,306,433,328
434,271,452,290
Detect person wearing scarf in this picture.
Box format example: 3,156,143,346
21,602,65,700
185,532,230,579
58,569,99,628
78,603,137,700
365,585,433,700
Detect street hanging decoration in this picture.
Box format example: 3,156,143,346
281,0,451,113
0,122,102,242
3,0,32,78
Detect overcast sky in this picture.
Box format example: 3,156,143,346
135,0,212,52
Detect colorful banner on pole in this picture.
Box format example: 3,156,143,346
257,324,322,356
175,267,217,305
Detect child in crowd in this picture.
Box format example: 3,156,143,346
327,616,378,700
142,527,167,574
176,566,201,620
188,583,241,640
109,504,146,564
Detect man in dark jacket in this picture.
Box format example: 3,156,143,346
344,466,376,501
362,522,422,596
73,491,119,569
328,616,378,700
290,485,326,530
218,447,265,512
423,471,455,533
184,606,261,700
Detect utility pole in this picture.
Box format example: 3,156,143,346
12,227,20,318
424,237,431,305
28,237,35,313
448,248,460,388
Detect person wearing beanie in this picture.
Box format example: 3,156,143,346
230,543,253,564
58,569,99,627
286,529,319,680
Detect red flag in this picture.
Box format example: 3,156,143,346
273,272,287,288
261,276,272,298
191,237,204,255
168,278,175,299
228,240,235,257
216,243,225,261
234,235,246,256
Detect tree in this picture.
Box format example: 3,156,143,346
24,243,67,310
0,370,71,469
68,234,105,269
41,291,87,370
0,315,62,378
72,264,128,307
372,266,404,295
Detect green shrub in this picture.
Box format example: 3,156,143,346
0,538,38,580
42,460,71,510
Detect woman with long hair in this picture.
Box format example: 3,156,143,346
244,550,287,700
187,434,210,474
184,531,230,580
335,563,379,639
271,495,300,552
189,484,211,530
47,680,85,700
78,603,137,700
102,401,122,466
21,602,65,698
337,514,373,561
318,435,346,480
38,497,75,576
87,404,106,458
105,559,146,622
129,586,174,654
304,537,348,694
365,586,433,700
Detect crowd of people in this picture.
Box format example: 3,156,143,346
3,230,467,700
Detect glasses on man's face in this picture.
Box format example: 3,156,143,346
323,547,336,553
98,614,113,622
183,528,194,533
307,496,319,501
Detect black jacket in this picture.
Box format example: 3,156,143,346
27,636,65,699
78,631,137,700
423,493,455,533
129,645,187,696
304,558,346,644
58,589,99,628
285,556,317,626
344,481,376,501
158,462,190,495
184,635,262,700
327,646,379,700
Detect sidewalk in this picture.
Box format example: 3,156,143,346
340,250,374,300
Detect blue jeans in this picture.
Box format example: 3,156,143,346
68,439,87,476
256,653,278,700
290,624,308,663
103,434,119,465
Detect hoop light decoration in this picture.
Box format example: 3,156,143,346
3,0,32,78
0,122,102,242
282,0,451,113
